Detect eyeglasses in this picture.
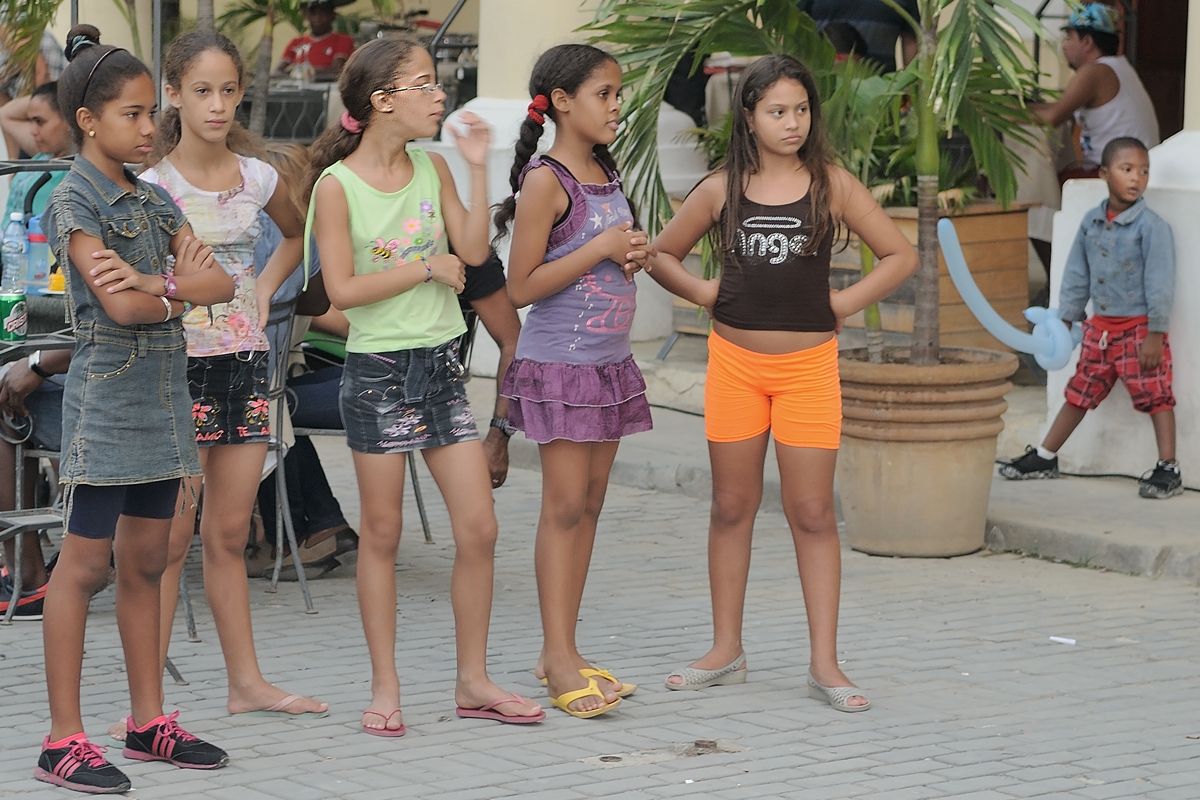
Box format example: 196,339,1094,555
374,83,443,97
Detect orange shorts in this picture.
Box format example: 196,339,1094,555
704,332,841,449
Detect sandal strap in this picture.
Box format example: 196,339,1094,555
552,678,603,707
476,693,527,713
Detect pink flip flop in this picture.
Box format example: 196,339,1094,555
361,709,406,737
456,693,546,724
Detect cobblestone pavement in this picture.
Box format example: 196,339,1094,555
3,459,1200,799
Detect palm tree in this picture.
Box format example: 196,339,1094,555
218,0,305,135
883,0,1045,364
0,1,62,92
197,0,215,31
586,0,1047,366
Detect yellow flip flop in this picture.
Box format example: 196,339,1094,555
549,677,622,719
540,667,637,698
580,667,638,698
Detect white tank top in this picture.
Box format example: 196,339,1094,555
1073,56,1160,166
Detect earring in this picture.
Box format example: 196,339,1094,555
88,130,95,137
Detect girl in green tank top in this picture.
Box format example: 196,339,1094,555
305,36,545,733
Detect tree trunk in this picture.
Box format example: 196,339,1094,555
909,26,941,366
196,0,216,31
859,244,885,364
248,3,275,137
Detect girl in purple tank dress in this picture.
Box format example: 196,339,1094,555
494,44,651,719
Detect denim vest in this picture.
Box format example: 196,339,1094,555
1058,198,1176,332
42,157,201,499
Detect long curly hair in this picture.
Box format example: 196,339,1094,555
150,30,263,164
719,55,839,259
491,44,636,244
303,35,424,203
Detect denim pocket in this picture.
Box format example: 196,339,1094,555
85,341,137,380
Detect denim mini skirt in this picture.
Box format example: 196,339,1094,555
188,350,271,447
339,339,479,455
60,320,202,489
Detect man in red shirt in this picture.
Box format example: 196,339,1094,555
276,0,356,80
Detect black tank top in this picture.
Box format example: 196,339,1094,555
713,193,836,332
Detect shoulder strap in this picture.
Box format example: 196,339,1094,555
518,156,587,237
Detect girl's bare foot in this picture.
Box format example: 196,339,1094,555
227,683,328,715
542,662,619,714
455,677,543,719
534,652,626,696
106,718,129,743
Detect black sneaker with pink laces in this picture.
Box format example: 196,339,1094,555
122,711,229,769
34,735,131,794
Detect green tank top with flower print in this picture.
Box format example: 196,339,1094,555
307,148,466,353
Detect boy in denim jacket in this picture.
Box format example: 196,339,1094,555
1002,137,1181,498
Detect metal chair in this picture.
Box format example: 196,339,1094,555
263,300,318,612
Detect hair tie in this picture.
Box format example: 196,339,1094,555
340,110,362,134
66,34,98,62
527,94,549,126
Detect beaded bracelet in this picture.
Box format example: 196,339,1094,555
418,256,432,283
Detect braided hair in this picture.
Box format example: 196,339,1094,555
491,44,637,244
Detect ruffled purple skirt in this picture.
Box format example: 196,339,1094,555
501,355,653,443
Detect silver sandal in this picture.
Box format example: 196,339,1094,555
807,670,870,712
664,653,747,691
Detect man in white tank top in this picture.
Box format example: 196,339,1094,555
1030,3,1159,177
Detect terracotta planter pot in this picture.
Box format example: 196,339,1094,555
837,347,1019,557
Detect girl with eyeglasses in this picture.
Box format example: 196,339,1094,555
305,35,545,736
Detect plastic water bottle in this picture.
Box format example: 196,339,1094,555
26,215,50,294
0,212,28,340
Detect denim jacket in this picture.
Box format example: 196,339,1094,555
43,155,186,329
1058,197,1175,332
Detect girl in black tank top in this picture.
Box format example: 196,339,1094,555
714,194,836,332
642,56,918,710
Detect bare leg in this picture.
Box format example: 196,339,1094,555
1041,403,1087,453
159,477,202,668
469,288,520,488
44,534,116,741
774,443,864,705
534,440,621,712
1151,409,1176,461
199,444,326,715
350,451,407,733
112,516,174,727
533,442,625,696
422,439,541,717
666,434,767,685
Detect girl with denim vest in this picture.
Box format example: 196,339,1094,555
491,44,652,719
137,30,328,725
306,35,544,735
646,56,917,710
36,27,234,793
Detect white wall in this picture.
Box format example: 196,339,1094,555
1046,132,1200,487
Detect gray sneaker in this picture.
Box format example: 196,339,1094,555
1139,460,1183,499
999,446,1060,480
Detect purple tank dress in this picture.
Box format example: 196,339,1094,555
501,156,653,443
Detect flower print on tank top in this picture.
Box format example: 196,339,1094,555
368,200,443,267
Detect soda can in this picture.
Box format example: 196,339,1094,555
0,292,27,341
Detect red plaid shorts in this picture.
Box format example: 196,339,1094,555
1064,321,1174,414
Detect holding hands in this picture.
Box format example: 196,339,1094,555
602,221,650,279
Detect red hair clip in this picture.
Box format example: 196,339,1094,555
527,94,550,125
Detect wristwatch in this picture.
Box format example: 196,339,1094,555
28,350,52,379
489,417,516,438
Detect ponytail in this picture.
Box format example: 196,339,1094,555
304,125,362,203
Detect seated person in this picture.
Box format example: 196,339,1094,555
0,81,74,220
275,0,356,81
0,348,71,619
800,0,919,73
1029,3,1159,180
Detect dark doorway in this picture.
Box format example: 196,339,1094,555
1133,0,1187,139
